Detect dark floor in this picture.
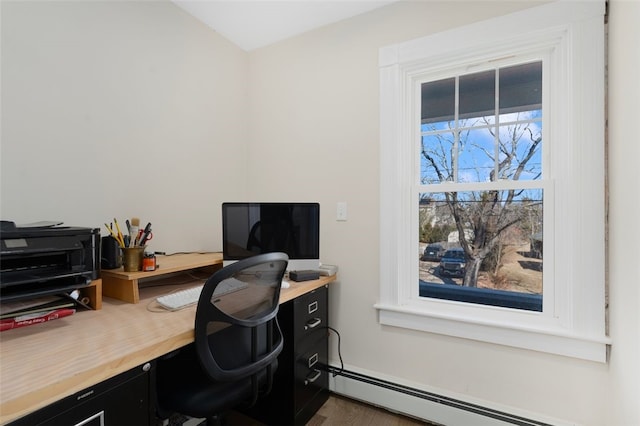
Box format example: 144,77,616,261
164,394,439,426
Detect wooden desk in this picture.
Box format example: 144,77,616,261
0,271,336,425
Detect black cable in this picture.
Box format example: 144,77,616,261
325,326,344,377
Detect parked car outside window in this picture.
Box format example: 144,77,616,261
422,243,446,261
438,248,466,278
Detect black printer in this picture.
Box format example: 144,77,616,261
0,222,100,302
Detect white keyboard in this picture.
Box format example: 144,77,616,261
156,279,249,311
156,285,203,310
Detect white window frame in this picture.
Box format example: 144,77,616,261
376,1,610,362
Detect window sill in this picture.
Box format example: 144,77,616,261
419,282,542,312
374,302,611,363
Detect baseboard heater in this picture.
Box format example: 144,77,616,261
325,366,552,426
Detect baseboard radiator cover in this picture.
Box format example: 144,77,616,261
326,366,566,426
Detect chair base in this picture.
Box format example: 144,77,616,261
158,413,226,426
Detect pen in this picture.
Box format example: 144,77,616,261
125,219,132,247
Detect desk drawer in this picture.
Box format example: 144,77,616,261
294,326,327,360
293,285,328,342
8,362,153,426
294,341,328,415
239,283,331,426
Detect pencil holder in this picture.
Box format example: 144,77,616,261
122,246,144,272
101,236,122,269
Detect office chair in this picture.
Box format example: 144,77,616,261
156,252,288,425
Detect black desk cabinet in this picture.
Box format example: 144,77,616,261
7,362,154,426
244,284,330,425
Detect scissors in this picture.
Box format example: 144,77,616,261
138,227,153,245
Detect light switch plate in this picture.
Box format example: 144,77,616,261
337,202,347,221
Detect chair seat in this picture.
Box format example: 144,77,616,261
158,347,277,419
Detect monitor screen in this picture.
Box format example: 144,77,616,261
222,202,320,271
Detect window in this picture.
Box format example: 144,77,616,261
419,62,544,312
376,1,609,362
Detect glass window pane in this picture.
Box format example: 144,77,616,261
421,77,455,124
422,121,454,133
499,109,542,125
421,132,455,184
499,62,542,114
421,63,542,186
496,118,542,181
418,190,543,311
460,70,495,125
457,127,495,182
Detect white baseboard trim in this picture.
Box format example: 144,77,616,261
327,364,575,426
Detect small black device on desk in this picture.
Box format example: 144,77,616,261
0,222,100,302
289,270,320,282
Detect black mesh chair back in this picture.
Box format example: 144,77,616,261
156,252,288,424
196,252,286,383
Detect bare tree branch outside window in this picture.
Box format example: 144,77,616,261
419,62,544,295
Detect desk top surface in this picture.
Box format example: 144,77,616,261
0,266,335,425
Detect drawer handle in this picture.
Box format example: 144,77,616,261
308,301,318,314
73,410,104,426
305,317,321,330
308,352,318,368
305,369,321,385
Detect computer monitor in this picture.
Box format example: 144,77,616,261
222,202,320,271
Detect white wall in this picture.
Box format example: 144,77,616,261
247,1,638,425
1,0,637,425
607,0,640,424
1,0,249,253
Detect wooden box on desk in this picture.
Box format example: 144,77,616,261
100,253,223,304
81,279,102,310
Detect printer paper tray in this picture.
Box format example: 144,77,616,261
0,282,89,302
1,268,91,288
0,275,91,302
